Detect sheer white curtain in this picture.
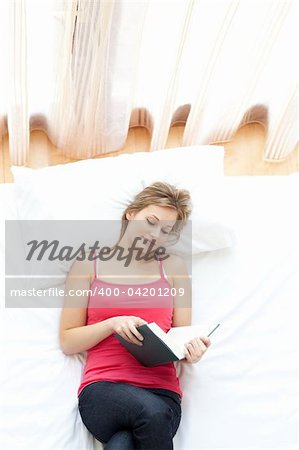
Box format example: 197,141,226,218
182,0,298,161
48,0,147,159
0,0,297,164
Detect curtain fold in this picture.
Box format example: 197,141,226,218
8,0,29,165
182,0,298,161
48,0,147,158
0,0,297,164
148,0,196,152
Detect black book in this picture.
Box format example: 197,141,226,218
114,322,220,367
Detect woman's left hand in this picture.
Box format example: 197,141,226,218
183,335,211,364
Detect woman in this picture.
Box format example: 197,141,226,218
59,181,211,450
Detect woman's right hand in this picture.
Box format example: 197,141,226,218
108,316,147,346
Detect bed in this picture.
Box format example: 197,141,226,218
0,146,298,450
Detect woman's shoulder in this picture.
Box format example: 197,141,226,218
69,252,94,278
162,253,186,270
161,254,189,286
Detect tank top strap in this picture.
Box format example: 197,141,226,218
158,257,166,280
93,252,166,282
93,253,98,280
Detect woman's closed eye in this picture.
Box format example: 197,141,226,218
146,218,156,226
146,218,171,235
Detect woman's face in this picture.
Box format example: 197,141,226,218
125,205,178,253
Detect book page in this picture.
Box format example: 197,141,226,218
167,323,218,345
147,323,186,359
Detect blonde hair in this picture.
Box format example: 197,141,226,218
114,181,192,251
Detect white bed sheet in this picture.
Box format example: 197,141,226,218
0,176,298,450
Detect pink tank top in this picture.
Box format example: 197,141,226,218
77,255,182,397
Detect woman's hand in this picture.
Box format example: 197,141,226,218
109,316,147,346
183,335,211,364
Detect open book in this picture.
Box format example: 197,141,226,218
114,322,220,367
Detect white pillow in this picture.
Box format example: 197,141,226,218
12,146,223,217
8,145,236,301
11,145,234,252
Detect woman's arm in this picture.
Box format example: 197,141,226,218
60,318,116,356
165,254,211,362
165,255,192,327
59,258,112,355
59,258,147,355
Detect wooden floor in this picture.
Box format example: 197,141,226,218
0,123,298,183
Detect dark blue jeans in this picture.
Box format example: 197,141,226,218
78,381,182,450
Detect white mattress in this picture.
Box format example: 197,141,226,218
0,176,298,450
